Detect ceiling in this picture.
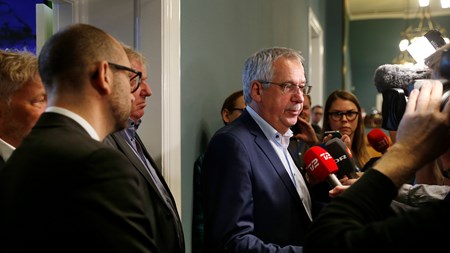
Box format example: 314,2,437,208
347,0,450,20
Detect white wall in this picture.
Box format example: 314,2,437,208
49,0,181,212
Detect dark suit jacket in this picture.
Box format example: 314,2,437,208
202,110,320,253
0,112,158,252
0,156,4,171
104,131,185,253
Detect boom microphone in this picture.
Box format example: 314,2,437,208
373,64,432,93
324,138,359,179
374,64,432,131
304,146,342,187
367,128,391,154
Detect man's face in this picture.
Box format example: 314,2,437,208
0,74,46,146
312,107,323,124
129,60,151,122
256,57,306,134
222,95,246,124
109,48,135,131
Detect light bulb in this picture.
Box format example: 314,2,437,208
441,0,450,8
399,39,409,51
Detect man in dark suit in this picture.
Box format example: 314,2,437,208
0,50,46,170
202,47,319,252
104,44,184,253
0,24,158,252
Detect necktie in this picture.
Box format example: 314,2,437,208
134,138,176,210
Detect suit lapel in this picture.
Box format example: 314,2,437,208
0,156,5,171
108,133,160,194
243,112,304,207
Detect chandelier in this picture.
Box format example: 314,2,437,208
392,0,449,65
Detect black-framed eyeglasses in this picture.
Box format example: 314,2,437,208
229,108,245,113
329,110,359,121
259,81,312,95
108,62,142,93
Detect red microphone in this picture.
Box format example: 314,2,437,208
367,128,391,154
304,146,342,187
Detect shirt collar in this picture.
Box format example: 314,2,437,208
45,106,100,141
123,118,142,141
0,138,15,162
246,106,293,148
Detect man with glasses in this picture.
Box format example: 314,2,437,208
0,24,158,252
202,47,320,252
104,43,185,253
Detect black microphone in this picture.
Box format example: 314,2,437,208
373,64,432,93
324,138,359,179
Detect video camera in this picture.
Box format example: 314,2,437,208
374,31,450,131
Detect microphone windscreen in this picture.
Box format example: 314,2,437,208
324,138,358,178
373,64,432,93
367,128,391,153
304,146,338,182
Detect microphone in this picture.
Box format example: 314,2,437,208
374,64,432,131
324,138,359,179
373,64,432,93
304,146,342,187
367,128,391,154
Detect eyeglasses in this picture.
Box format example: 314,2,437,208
259,81,312,95
229,108,245,113
108,62,142,93
329,110,359,121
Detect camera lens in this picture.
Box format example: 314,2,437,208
441,81,450,110
440,50,450,79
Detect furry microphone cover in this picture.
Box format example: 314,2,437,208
373,64,432,93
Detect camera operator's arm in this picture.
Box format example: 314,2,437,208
304,80,450,253
374,81,450,188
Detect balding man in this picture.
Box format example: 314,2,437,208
0,24,157,252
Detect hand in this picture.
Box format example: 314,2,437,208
340,134,351,149
395,81,450,169
340,176,359,186
322,133,351,149
294,116,319,145
329,185,350,198
374,81,450,187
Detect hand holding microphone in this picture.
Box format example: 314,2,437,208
362,128,392,172
304,146,342,187
324,138,360,179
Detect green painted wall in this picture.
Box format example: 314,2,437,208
349,16,450,113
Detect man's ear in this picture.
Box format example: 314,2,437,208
222,109,231,124
251,81,263,102
92,61,112,95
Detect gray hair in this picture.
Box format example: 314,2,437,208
0,50,38,104
241,47,304,104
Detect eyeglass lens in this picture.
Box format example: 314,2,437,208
330,111,358,121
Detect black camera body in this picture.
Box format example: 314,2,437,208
377,49,450,131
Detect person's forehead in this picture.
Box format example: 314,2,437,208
330,99,357,110
272,58,304,79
